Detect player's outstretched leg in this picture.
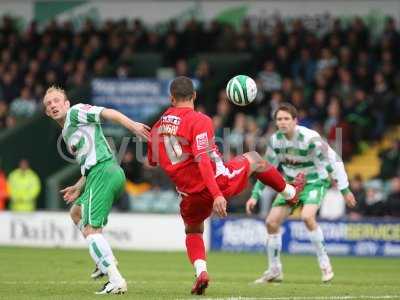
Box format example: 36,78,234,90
185,224,209,295
243,151,305,203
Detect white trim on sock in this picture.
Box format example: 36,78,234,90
193,259,207,277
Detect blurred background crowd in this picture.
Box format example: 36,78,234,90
0,14,399,218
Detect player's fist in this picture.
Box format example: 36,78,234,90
344,191,357,208
213,196,227,218
246,198,257,215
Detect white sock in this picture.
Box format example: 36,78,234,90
267,233,282,269
193,259,207,277
86,233,123,284
281,184,296,200
80,224,117,266
308,226,330,268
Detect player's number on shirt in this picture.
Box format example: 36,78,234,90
163,135,185,165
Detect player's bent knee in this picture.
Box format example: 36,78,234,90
266,218,280,233
82,225,103,238
301,214,316,227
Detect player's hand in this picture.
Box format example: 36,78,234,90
344,191,357,208
213,196,227,218
246,198,257,215
60,185,81,204
130,121,151,141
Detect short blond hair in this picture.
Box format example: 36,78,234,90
44,86,67,101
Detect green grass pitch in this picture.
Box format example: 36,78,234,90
1,247,399,299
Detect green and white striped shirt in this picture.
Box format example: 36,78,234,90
62,104,113,175
266,125,334,183
251,125,350,201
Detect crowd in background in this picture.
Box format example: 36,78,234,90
0,15,399,217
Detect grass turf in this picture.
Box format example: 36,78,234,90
0,247,399,299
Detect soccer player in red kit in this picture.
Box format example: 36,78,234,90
147,76,305,295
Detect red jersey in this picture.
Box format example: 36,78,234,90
148,106,221,195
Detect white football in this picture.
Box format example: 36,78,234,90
226,75,257,106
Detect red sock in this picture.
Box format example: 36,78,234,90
185,233,206,264
255,165,286,192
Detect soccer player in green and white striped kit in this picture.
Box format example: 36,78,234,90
43,86,150,294
246,103,357,283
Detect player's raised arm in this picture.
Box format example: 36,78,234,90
100,108,151,141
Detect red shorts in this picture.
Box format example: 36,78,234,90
180,155,250,226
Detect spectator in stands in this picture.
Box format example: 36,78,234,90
227,112,246,153
163,33,181,67
372,72,396,127
309,89,328,124
333,68,355,103
244,116,261,152
292,48,316,84
268,91,283,120
316,48,338,75
174,58,189,77
121,149,144,184
118,149,148,211
215,89,233,127
9,86,38,119
364,180,386,217
258,60,282,94
8,159,41,212
346,89,372,148
195,60,217,114
281,77,294,103
297,108,314,129
290,87,305,109
346,174,367,220
378,140,400,179
1,72,19,103
115,63,130,79
275,46,291,77
0,164,9,210
386,177,400,218
338,46,353,71
0,100,8,129
324,97,353,160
